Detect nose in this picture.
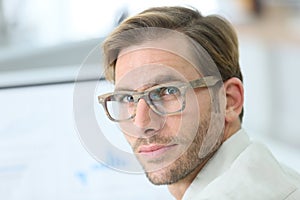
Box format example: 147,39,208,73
133,98,152,128
133,98,164,135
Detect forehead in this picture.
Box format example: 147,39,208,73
115,47,201,89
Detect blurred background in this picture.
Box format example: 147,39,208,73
0,0,299,199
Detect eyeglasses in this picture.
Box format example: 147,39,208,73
98,76,219,122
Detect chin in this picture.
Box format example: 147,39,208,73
144,156,202,185
145,169,176,185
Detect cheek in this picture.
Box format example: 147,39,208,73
194,90,211,117
163,115,183,137
169,91,202,138
183,90,203,121
180,90,211,131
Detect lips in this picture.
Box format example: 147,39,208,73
137,144,177,157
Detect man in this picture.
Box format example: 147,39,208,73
98,6,300,200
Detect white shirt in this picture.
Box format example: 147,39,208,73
182,129,300,200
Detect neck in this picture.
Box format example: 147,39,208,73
223,120,241,142
167,155,211,200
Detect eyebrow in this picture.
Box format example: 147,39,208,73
154,75,184,84
115,75,184,91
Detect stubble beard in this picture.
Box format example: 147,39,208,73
142,114,222,185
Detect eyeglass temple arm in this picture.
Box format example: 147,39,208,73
190,76,220,88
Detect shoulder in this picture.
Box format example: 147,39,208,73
192,142,300,200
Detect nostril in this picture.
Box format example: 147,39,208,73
135,128,157,139
144,128,156,135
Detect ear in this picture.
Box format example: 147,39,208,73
224,77,244,123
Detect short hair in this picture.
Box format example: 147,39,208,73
102,6,244,121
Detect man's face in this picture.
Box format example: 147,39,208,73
114,47,220,185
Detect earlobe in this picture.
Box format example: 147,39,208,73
224,77,244,123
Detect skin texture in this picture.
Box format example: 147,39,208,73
114,46,244,200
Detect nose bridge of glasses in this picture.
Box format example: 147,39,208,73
133,91,151,104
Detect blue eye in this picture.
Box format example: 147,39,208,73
122,95,134,103
165,87,179,95
149,86,180,101
111,94,134,103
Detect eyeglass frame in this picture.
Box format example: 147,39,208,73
98,76,220,122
